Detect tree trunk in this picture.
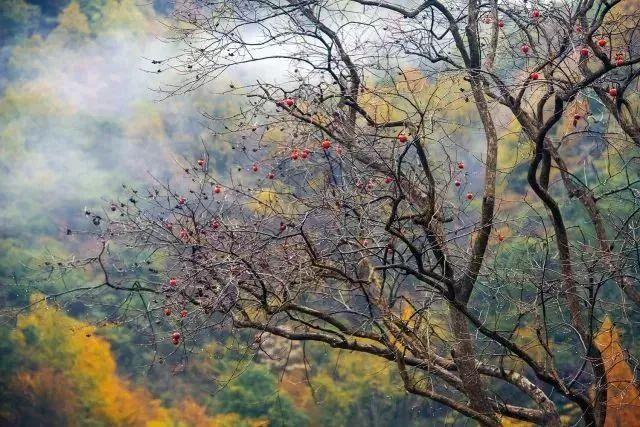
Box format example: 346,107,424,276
449,303,498,426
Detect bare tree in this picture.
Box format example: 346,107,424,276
65,0,640,425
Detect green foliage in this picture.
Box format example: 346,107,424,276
0,326,20,423
215,365,308,426
307,346,410,426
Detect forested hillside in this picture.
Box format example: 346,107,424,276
2,0,640,426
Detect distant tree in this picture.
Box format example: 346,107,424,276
0,1,41,43
63,0,640,425
215,364,308,425
8,368,80,427
594,318,640,426
24,0,71,18
54,2,90,38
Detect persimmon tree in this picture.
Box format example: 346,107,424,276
67,0,640,425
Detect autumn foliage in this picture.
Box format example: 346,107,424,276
3,295,265,426
595,319,640,426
